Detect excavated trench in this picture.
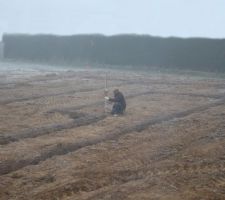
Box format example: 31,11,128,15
0,97,224,176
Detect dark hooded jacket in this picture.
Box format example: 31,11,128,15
109,91,126,111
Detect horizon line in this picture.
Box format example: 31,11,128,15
1,32,225,41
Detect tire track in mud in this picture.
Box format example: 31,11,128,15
48,91,223,114
0,78,142,105
0,72,101,89
0,114,107,145
47,90,156,114
0,97,225,175
86,162,225,199
0,87,103,105
32,171,141,200
151,162,225,177
0,90,169,145
1,88,150,145
0,88,149,145
1,89,221,145
0,74,63,90
29,76,209,87
1,75,221,105
31,162,225,200
0,80,130,105
0,78,140,105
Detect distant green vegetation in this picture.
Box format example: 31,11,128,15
2,34,225,72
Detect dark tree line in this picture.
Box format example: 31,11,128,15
2,33,225,72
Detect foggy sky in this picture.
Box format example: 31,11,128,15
0,0,225,39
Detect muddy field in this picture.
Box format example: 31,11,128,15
0,62,225,200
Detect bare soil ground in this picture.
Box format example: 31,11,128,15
0,63,225,200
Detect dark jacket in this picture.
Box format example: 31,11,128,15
109,91,126,111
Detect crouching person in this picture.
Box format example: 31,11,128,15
108,89,126,116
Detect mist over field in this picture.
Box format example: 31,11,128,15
1,0,225,73
1,1,225,200
1,33,225,73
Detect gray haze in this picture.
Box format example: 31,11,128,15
0,0,225,39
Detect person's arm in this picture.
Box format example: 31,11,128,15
108,97,116,102
109,94,122,103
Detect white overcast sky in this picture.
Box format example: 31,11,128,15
0,0,225,39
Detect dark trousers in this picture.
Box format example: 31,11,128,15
111,102,124,115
